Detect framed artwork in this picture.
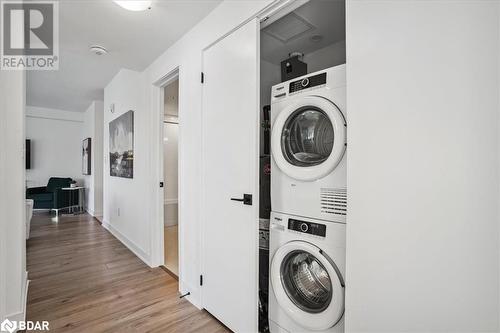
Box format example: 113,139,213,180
109,110,134,178
82,138,91,175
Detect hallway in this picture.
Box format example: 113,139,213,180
25,213,229,333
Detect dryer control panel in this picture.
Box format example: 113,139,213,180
289,72,327,94
288,218,326,237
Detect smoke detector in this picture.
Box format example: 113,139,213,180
90,45,108,56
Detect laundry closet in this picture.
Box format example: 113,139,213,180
200,0,346,332
259,1,346,332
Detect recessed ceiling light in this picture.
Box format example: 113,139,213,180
90,45,108,56
113,0,152,11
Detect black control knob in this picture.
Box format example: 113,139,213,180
300,223,309,232
301,78,309,87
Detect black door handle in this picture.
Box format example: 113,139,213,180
230,194,252,205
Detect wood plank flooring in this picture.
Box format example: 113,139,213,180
26,212,230,333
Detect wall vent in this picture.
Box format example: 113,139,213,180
320,188,347,216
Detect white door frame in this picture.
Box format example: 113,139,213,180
151,67,181,278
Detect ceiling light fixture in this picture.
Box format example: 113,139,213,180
90,45,108,56
113,0,152,11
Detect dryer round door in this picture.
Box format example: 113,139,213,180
270,241,344,331
271,95,346,181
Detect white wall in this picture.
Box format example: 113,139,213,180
26,106,84,187
163,80,179,212
163,122,178,227
82,101,104,216
345,1,499,332
0,70,27,322
82,105,94,213
103,69,151,264
304,40,346,73
164,79,179,117
94,102,104,217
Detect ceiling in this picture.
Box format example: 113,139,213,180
27,0,221,112
261,0,345,65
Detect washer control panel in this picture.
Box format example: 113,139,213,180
288,218,326,237
289,72,327,94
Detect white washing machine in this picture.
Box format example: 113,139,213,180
270,65,346,223
269,212,345,333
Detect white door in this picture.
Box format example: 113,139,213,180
201,19,259,333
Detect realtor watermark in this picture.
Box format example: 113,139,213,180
1,318,49,332
1,0,59,70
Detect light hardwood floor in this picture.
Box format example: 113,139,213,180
26,212,230,333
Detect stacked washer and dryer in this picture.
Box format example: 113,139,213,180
269,64,347,333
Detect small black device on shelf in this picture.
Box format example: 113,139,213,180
280,54,307,82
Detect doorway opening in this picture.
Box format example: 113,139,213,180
162,77,179,278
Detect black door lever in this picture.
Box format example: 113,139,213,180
230,194,253,205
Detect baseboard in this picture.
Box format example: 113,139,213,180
102,221,152,267
164,199,178,205
5,273,29,328
21,277,29,322
159,266,178,281
5,310,24,327
85,209,103,217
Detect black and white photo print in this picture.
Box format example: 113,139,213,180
109,110,134,178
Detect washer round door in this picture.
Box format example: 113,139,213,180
271,95,346,181
271,241,344,331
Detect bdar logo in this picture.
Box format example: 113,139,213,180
0,319,16,333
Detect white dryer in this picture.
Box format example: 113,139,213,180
270,65,346,223
269,212,345,333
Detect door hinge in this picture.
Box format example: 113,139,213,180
200,275,203,286
159,182,164,188
201,72,204,83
